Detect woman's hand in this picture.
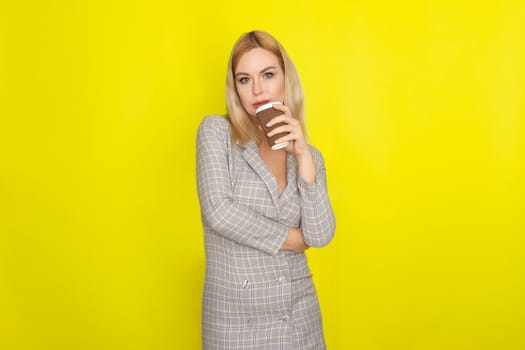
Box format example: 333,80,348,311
281,228,309,254
265,104,309,157
266,104,317,183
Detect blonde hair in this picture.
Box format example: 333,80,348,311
225,30,305,145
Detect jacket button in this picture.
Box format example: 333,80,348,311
281,314,289,321
278,276,286,283
242,280,249,288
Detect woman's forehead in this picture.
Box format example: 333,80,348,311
235,48,280,72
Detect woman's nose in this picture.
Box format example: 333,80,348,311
252,79,262,95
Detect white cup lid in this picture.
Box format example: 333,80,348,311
255,101,283,114
271,141,289,150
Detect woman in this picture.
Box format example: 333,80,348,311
196,30,335,349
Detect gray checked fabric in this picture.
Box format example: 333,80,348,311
196,116,336,349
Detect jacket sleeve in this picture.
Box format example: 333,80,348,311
196,116,289,256
297,146,336,247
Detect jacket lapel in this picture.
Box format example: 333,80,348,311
280,152,297,203
241,142,280,208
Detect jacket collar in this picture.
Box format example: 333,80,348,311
240,142,296,207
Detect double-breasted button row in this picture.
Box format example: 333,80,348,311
246,315,289,325
241,276,287,288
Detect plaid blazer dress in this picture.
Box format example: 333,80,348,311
197,116,336,349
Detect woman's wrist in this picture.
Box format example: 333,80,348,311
296,149,316,183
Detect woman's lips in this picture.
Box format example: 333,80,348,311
252,100,270,109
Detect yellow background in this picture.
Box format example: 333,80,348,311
1,1,524,349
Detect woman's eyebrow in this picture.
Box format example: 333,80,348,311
235,66,277,78
260,65,277,73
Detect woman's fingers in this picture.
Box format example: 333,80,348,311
263,104,309,154
266,114,300,135
265,104,290,126
265,113,288,128
266,122,295,137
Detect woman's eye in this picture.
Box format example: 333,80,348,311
263,72,274,79
238,77,250,84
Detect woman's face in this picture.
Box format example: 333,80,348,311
234,48,285,117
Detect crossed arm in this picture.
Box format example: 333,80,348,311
196,117,335,256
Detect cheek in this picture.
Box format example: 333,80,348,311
278,85,286,99
236,87,253,112
273,78,286,99
237,89,250,106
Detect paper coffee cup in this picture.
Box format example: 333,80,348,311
255,102,289,150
